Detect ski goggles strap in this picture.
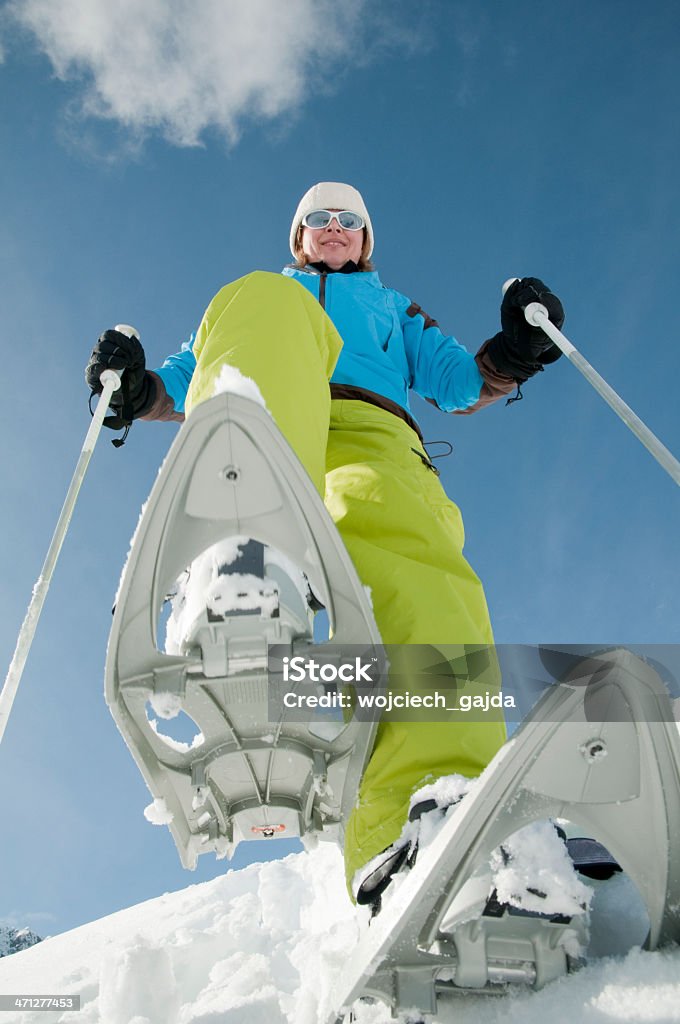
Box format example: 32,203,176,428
301,209,365,231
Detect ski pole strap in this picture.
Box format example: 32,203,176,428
88,372,133,447
505,382,524,405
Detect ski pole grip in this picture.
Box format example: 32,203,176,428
97,324,139,393
501,280,550,326
501,278,519,296
115,323,140,340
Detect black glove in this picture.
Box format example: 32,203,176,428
487,277,565,383
85,329,155,423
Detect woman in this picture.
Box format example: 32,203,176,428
86,182,565,904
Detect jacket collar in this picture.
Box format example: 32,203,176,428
308,260,359,275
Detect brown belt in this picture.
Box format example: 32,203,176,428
329,383,424,443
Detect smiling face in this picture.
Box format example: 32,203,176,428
300,210,365,270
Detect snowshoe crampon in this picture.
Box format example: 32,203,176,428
105,393,381,867
329,648,680,1022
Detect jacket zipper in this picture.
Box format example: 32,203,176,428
319,272,327,310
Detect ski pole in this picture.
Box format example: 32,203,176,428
0,325,137,746
503,279,680,487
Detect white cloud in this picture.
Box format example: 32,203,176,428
7,0,371,146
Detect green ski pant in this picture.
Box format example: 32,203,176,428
185,271,507,891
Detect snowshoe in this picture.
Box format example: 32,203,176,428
105,392,382,868
328,647,680,1022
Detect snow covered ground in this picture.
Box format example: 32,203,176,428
1,842,678,1024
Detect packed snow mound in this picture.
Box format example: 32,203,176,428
0,844,677,1024
0,845,361,1024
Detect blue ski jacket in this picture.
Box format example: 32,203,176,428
151,264,512,423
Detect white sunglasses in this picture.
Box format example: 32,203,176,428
301,209,365,231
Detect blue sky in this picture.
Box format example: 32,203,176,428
0,0,678,939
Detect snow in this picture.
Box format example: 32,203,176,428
147,691,183,719
213,364,269,410
408,772,474,813
164,538,279,654
1,841,678,1023
143,798,174,826
490,820,592,917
